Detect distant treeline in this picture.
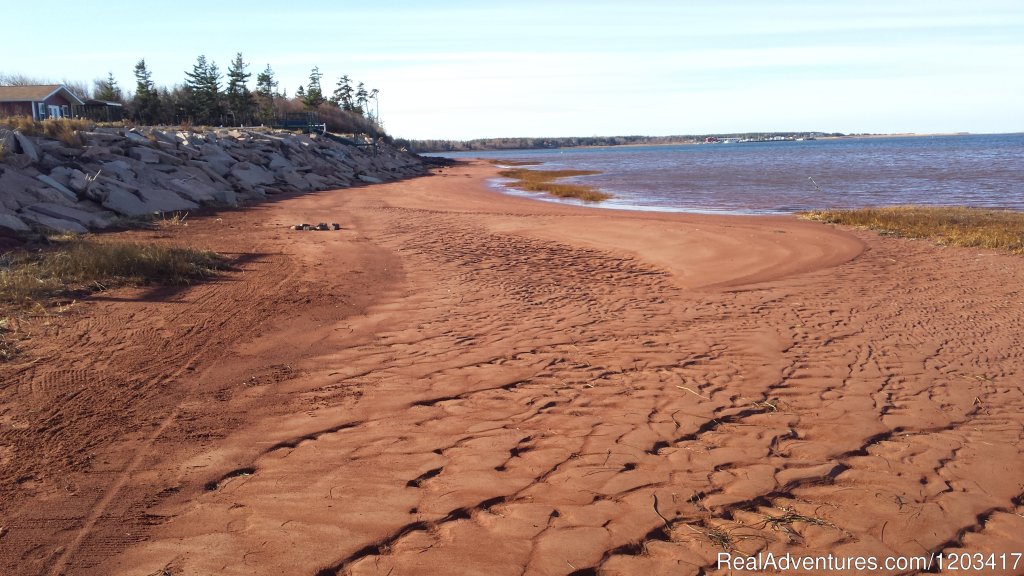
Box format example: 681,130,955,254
397,132,847,153
2,56,385,137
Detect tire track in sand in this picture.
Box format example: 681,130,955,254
25,165,1024,576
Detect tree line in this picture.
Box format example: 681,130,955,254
398,133,847,153
2,53,384,136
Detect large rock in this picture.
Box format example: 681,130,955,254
124,130,151,144
36,174,78,202
166,169,220,204
176,131,205,147
66,169,92,194
0,129,15,155
155,140,177,153
304,173,330,189
12,131,40,162
99,186,150,216
101,159,136,181
79,146,117,162
81,131,122,144
19,210,89,233
128,146,161,164
0,209,29,233
230,162,275,189
150,130,178,146
279,169,313,191
358,174,384,184
152,147,184,166
186,160,233,187
197,144,236,176
267,153,294,171
0,169,44,210
47,166,76,186
97,173,141,192
135,187,199,213
127,145,182,166
23,202,113,229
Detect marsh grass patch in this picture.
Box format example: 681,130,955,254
800,206,1024,254
484,159,542,167
498,168,610,202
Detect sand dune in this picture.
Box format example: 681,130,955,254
1,161,1021,575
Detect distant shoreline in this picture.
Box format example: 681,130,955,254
416,131,989,155
569,132,976,151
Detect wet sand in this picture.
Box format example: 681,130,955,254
1,161,1022,575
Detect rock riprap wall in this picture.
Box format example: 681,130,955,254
0,127,428,234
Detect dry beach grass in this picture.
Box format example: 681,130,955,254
801,205,1024,254
0,236,224,306
0,116,94,147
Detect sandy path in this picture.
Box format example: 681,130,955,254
2,162,1023,575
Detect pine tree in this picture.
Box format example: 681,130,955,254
184,55,223,125
205,59,224,124
302,67,325,109
132,59,160,124
255,64,278,124
332,75,354,111
94,71,123,102
160,86,183,124
225,52,255,126
355,82,369,116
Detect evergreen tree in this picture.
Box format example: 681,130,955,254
132,59,160,124
254,64,278,124
225,52,255,126
159,86,183,125
355,82,369,116
184,55,223,125
295,85,306,100
302,66,325,109
331,75,353,111
207,60,223,123
94,71,123,102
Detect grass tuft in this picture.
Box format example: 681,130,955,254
800,206,1024,254
757,507,832,533
156,211,190,227
0,237,226,306
498,168,610,202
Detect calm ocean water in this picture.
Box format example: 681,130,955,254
436,134,1024,214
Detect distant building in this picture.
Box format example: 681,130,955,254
76,98,124,122
0,84,85,120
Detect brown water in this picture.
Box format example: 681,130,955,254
441,133,1024,214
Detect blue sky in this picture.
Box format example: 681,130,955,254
4,0,1022,139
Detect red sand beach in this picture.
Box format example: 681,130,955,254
2,161,1022,575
